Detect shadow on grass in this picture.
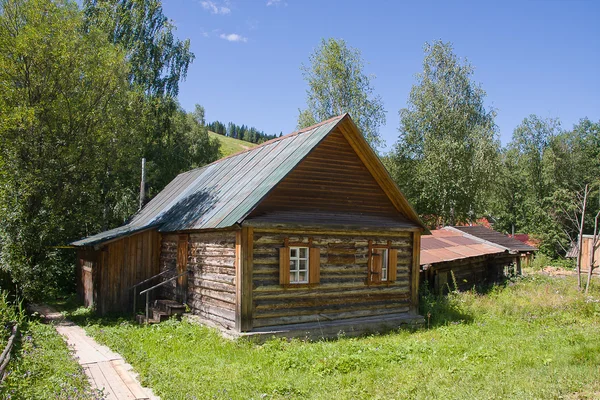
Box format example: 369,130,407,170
47,294,134,328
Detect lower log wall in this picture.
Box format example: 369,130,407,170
252,230,415,329
160,231,237,329
423,253,518,294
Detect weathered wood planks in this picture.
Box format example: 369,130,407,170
77,229,161,315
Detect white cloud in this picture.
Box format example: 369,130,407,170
219,33,248,43
201,1,231,15
266,0,286,6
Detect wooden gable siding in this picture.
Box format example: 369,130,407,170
95,229,161,315
160,230,238,329
251,229,414,329
249,128,401,218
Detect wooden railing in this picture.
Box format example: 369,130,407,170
130,269,174,315
0,324,18,381
138,271,189,323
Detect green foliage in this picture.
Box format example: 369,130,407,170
0,0,219,300
0,0,143,299
0,321,100,399
0,290,24,348
83,0,193,98
75,276,600,399
390,41,499,226
492,116,600,256
299,38,386,149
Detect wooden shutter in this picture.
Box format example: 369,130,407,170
279,247,290,285
388,248,398,282
371,251,382,284
309,247,320,284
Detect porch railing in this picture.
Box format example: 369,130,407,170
129,269,174,315
138,271,189,323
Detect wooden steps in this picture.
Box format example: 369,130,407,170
136,299,186,324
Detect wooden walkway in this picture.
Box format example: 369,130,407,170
31,305,158,400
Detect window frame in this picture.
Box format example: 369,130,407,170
289,246,310,284
279,237,321,287
367,240,397,285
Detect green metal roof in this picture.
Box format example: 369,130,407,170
72,116,344,246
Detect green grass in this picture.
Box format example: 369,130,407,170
209,131,257,158
71,274,600,400
0,320,102,400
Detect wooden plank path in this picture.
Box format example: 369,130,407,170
31,305,158,400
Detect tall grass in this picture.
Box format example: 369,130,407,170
73,274,600,399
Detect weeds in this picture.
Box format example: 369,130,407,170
65,274,600,399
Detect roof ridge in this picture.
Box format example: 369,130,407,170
198,114,347,169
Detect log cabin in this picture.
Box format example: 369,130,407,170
72,114,427,339
420,228,520,294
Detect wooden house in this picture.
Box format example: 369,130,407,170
72,114,427,339
420,228,520,294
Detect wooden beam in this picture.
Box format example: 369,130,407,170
411,232,421,314
249,227,416,236
236,227,253,332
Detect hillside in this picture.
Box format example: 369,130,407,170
209,131,257,157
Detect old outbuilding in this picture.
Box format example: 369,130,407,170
420,228,521,294
72,114,427,339
449,226,537,272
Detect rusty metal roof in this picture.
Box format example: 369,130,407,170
420,229,506,266
449,226,538,253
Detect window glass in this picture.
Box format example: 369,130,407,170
290,246,309,284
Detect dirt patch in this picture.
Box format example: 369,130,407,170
540,266,577,277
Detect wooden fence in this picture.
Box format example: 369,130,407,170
0,324,19,382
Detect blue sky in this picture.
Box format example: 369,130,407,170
162,0,600,149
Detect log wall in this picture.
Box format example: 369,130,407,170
160,230,238,329
251,229,415,329
422,253,519,294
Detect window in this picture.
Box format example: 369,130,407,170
368,241,398,284
279,239,320,286
290,247,309,283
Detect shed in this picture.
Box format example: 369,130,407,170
72,114,427,339
580,234,600,275
420,228,519,294
449,226,537,271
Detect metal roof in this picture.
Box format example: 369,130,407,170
73,116,344,246
449,226,538,253
420,229,506,266
72,114,425,247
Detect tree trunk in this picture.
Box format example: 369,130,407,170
576,184,589,290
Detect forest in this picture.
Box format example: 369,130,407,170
207,120,280,144
0,0,598,302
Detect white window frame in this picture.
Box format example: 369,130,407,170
372,247,389,282
290,246,309,284
380,248,389,282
